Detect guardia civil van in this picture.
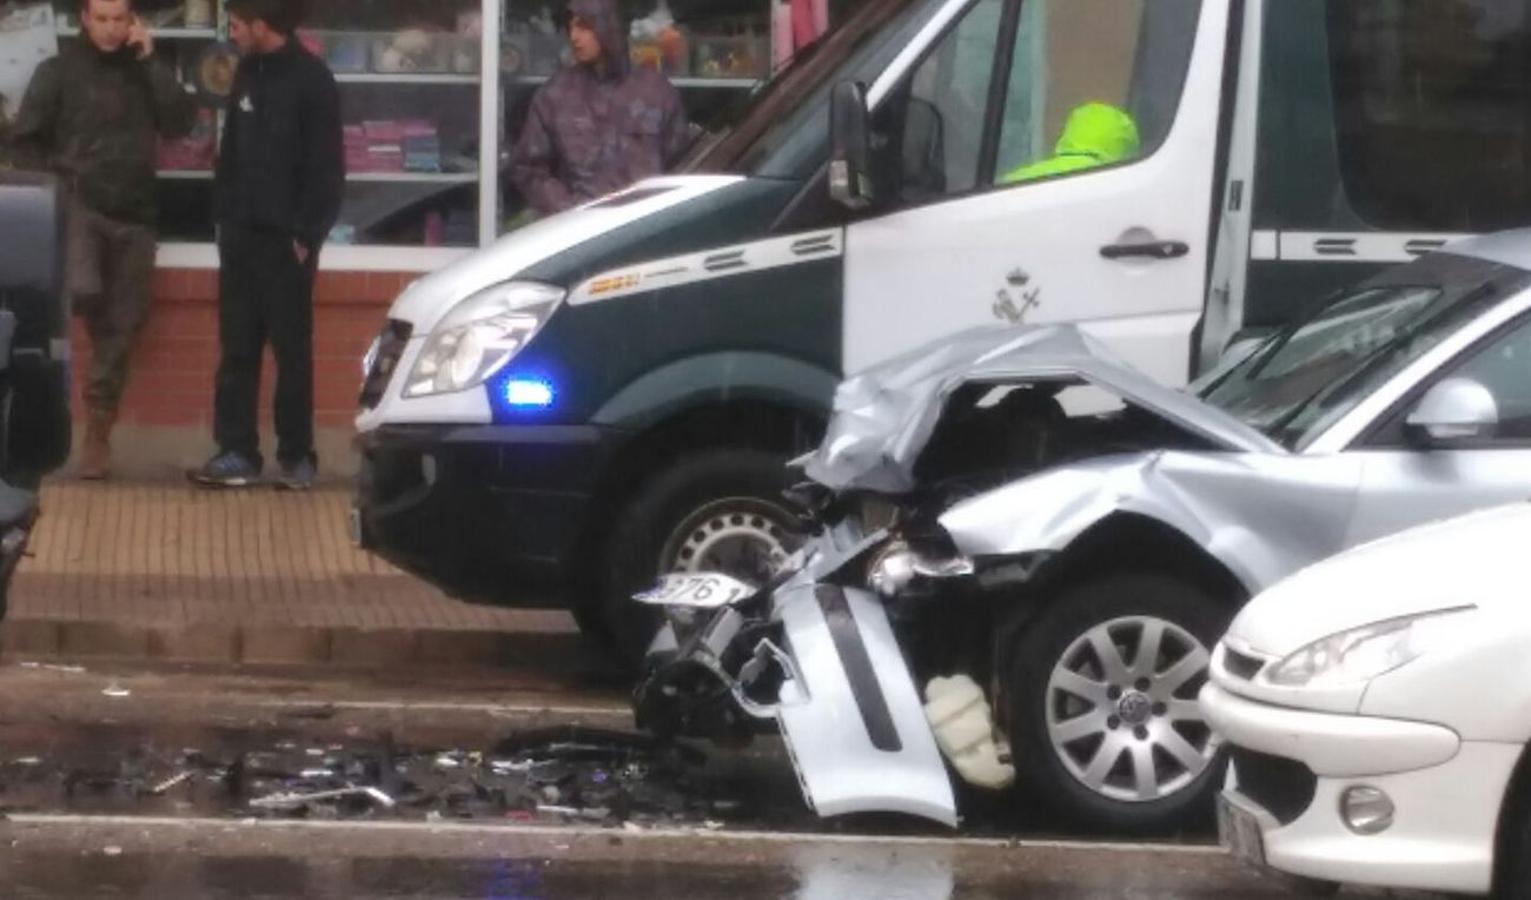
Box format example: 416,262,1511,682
354,0,1531,662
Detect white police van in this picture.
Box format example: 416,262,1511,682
355,0,1531,663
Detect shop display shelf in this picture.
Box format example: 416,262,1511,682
504,73,758,90
56,26,218,39
347,172,477,183
335,72,480,85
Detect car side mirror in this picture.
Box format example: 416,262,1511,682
1404,377,1499,447
829,81,875,210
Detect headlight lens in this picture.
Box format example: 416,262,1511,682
866,539,974,598
404,281,564,397
1265,607,1472,688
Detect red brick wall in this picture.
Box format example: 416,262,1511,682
70,268,412,431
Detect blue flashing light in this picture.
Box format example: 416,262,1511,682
503,377,555,409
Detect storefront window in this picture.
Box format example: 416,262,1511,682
498,0,775,231
24,0,868,263
306,0,483,248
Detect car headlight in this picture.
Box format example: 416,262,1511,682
1265,607,1473,688
404,281,564,398
867,539,974,598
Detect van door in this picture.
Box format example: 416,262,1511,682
842,0,1233,386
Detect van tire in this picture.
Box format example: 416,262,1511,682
1003,573,1231,832
600,448,799,670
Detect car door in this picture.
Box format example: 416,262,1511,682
842,0,1231,386
1346,312,1531,546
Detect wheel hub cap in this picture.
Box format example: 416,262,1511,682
1117,691,1152,726
1044,615,1216,804
663,499,797,586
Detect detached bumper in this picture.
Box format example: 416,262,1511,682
354,423,623,607
1204,683,1512,894
634,576,957,828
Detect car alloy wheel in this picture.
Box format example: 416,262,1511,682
1045,615,1216,803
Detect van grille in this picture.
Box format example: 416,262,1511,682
358,320,412,409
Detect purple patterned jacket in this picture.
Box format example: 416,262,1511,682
511,0,692,215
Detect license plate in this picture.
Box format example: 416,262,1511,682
1217,794,1266,868
634,572,755,609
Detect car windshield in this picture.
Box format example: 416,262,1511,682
1198,252,1524,449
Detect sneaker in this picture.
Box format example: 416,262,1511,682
275,458,316,491
188,451,262,488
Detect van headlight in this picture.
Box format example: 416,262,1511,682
1265,607,1473,689
404,281,565,398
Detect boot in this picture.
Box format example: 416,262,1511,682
78,409,114,481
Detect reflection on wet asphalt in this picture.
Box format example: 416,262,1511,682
1,841,1311,900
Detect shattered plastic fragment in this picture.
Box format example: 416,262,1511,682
102,684,131,698
149,772,193,795
249,785,396,811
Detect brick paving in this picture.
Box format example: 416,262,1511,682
2,481,581,667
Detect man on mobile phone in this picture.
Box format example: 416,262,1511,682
7,0,194,479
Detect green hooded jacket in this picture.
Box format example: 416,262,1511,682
1001,102,1140,184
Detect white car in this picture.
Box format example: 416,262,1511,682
1203,502,1531,895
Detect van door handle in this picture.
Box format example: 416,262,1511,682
1100,240,1189,261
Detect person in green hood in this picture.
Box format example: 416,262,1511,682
1000,102,1141,184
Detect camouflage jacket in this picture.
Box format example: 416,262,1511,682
7,38,195,225
510,0,691,215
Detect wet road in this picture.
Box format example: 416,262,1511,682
0,815,1319,899
0,660,1435,898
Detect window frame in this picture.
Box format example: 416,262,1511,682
865,0,1205,218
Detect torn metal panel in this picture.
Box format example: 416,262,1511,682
803,325,1281,494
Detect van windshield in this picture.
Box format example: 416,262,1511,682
681,0,941,178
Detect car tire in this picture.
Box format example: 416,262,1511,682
599,448,800,669
1497,788,1531,899
1004,572,1233,832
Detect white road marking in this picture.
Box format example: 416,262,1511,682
4,813,1223,855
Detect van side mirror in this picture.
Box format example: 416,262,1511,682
1404,377,1499,447
829,81,875,210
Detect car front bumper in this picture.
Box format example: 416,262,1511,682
1203,682,1518,894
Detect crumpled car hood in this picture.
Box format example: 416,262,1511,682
802,325,1284,493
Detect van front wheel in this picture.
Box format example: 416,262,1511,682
600,449,801,669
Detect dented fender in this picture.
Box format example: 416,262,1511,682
938,451,1366,595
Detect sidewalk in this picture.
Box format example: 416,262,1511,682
1,481,585,670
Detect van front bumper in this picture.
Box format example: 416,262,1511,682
353,423,623,608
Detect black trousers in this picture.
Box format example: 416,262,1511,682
214,225,317,468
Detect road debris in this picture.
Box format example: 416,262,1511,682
250,786,397,812
0,725,754,830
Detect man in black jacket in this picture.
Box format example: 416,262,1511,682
192,0,343,490
8,0,194,479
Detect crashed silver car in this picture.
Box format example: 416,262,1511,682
633,233,1531,832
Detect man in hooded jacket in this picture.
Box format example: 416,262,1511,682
511,0,691,216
